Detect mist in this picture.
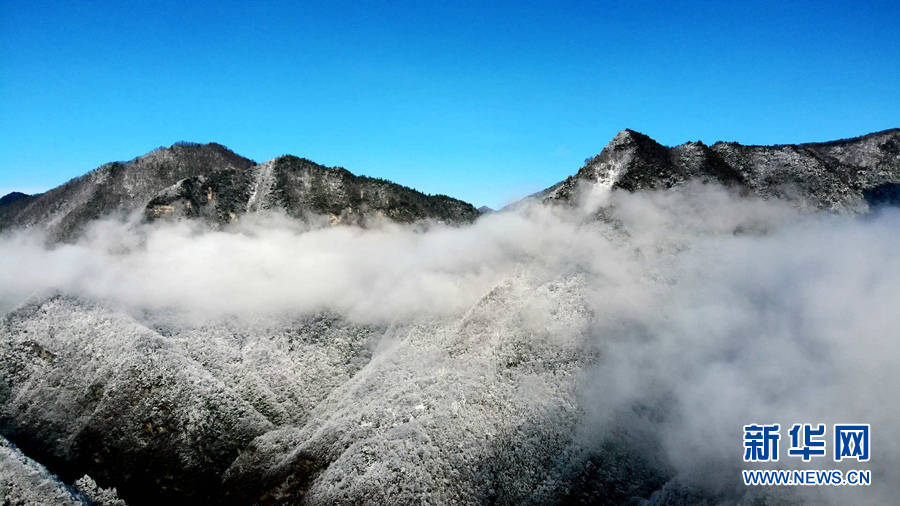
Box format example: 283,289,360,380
1,182,897,503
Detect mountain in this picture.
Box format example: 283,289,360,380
542,128,900,211
0,296,379,504
145,155,479,227
0,143,255,241
2,129,898,505
0,192,33,206
0,281,665,506
0,143,479,241
1,434,125,505
8,129,895,243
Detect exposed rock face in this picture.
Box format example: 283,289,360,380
0,143,255,241
545,128,900,212
144,165,255,225
145,156,480,226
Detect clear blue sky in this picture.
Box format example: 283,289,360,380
1,1,898,208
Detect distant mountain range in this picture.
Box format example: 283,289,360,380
2,129,898,241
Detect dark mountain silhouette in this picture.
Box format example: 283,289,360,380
0,192,33,206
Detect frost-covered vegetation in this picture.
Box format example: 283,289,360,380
1,180,899,505
1,435,125,505
0,129,898,504
1,435,87,505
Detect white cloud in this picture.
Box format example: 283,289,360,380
1,181,897,502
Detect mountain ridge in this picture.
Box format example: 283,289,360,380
145,154,480,227
1,128,898,505
541,127,900,211
0,143,479,240
0,192,33,206
3,128,898,241
0,142,256,241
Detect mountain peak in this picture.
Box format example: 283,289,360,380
133,141,252,167
612,128,646,140
0,192,32,206
600,129,670,164
543,128,900,211
3,143,480,241
0,143,257,240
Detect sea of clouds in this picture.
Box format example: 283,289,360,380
1,182,897,503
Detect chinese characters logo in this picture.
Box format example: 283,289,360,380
743,424,781,462
743,423,870,462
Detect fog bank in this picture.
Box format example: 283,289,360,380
1,182,897,502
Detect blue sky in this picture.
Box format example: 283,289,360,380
1,1,898,208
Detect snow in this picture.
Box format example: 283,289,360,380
1,182,899,504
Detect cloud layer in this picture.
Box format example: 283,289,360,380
1,182,897,502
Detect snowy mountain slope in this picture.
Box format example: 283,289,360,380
0,296,387,504
0,143,478,243
542,128,900,212
1,435,88,506
0,143,255,241
0,129,898,505
145,155,479,227
1,434,126,505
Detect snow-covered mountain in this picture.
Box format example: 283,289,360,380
0,143,478,242
1,129,898,505
0,143,255,241
145,155,479,227
541,128,900,211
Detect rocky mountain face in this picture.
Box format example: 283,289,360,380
0,144,479,242
544,128,900,211
0,143,256,241
145,156,479,227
